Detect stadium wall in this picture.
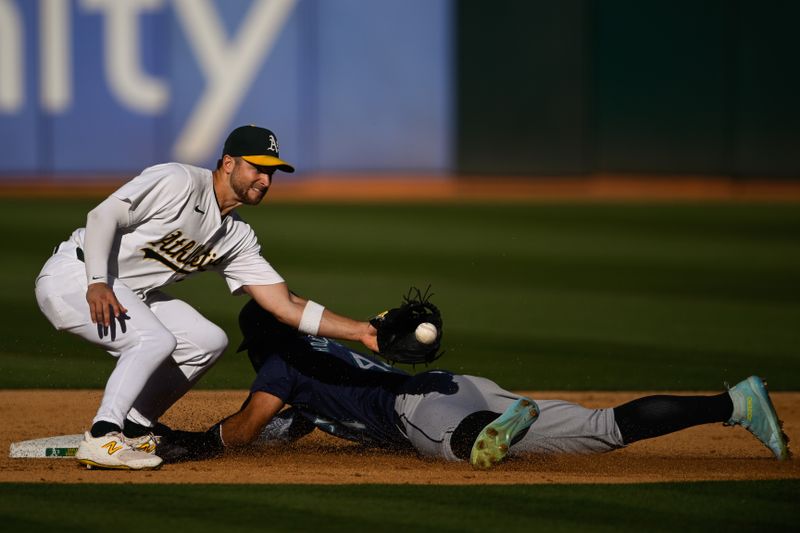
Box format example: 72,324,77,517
0,0,452,178
0,0,797,181
457,0,800,177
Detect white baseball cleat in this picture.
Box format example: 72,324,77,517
75,431,163,470
124,433,159,455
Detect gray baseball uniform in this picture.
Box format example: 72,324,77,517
246,328,624,461
397,374,623,460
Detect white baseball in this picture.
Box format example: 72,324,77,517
415,322,438,344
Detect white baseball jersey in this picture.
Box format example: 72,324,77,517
63,162,284,298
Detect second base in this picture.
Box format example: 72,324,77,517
9,434,83,458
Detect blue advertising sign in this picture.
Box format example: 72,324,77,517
0,0,451,178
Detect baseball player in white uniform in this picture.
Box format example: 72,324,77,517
34,125,379,470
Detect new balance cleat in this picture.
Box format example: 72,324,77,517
470,397,539,469
726,376,790,460
75,431,163,470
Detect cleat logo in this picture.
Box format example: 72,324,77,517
747,397,753,421
135,442,156,453
101,441,123,455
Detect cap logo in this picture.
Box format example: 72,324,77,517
267,134,279,153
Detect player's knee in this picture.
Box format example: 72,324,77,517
120,328,177,369
144,329,178,359
175,324,228,368
201,326,228,361
199,324,228,362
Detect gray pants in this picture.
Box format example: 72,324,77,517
395,373,625,461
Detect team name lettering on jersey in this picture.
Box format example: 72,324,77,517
308,337,331,352
141,230,223,274
350,353,393,372
307,337,394,373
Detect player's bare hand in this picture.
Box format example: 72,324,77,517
361,323,379,352
86,283,128,326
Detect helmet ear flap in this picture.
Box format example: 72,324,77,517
237,299,269,352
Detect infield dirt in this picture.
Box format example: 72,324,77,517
2,390,797,484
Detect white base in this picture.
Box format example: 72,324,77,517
9,434,83,458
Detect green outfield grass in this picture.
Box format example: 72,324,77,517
1,481,798,532
1,199,799,390
2,198,799,531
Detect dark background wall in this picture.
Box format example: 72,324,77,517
3,0,797,179
457,0,800,177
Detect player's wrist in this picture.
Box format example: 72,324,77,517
360,322,379,351
298,300,325,335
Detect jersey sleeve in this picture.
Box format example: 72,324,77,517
215,214,285,294
250,354,297,402
111,163,191,225
83,196,132,285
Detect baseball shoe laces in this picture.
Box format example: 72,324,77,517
124,433,159,455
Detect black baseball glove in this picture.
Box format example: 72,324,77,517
155,423,224,463
370,286,443,365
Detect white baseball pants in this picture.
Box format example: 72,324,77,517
34,241,227,429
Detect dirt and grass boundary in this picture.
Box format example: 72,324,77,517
3,174,800,202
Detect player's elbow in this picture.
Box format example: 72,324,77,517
86,196,129,228
222,392,286,448
244,284,303,329
220,419,256,447
271,302,304,330
85,205,107,229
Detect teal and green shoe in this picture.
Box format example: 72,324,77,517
726,375,790,460
470,397,539,469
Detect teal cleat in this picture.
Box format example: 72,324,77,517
726,376,790,460
470,397,539,469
